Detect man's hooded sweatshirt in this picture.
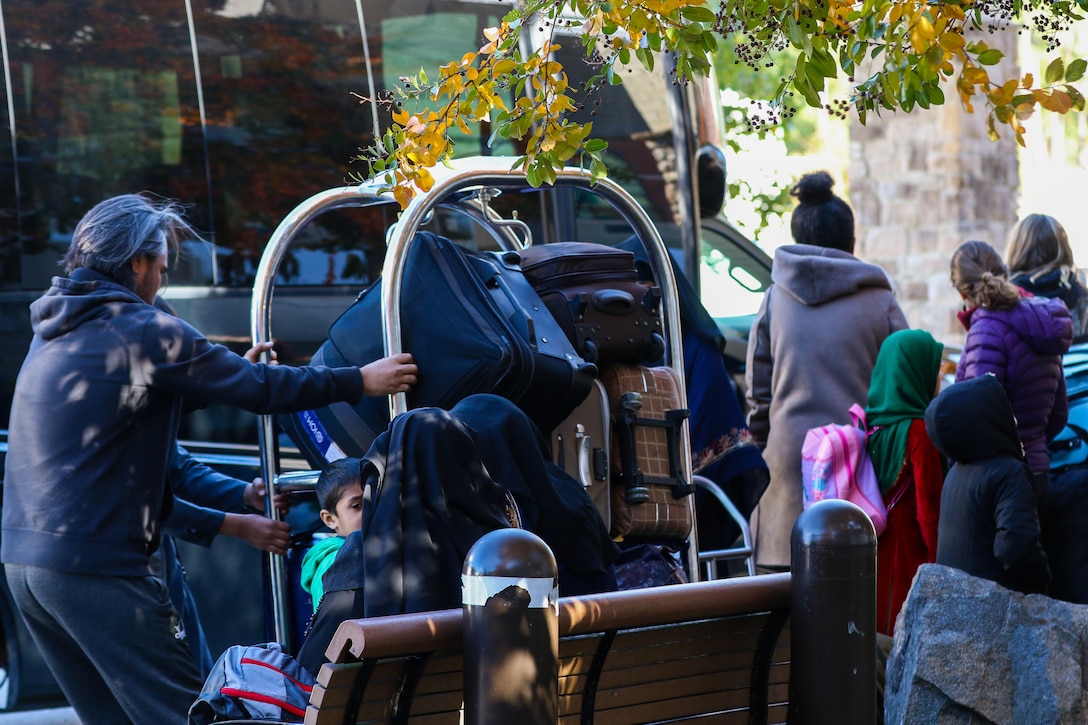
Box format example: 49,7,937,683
926,374,1050,595
2,268,365,576
745,243,908,566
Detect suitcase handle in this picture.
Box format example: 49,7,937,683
575,424,594,490
616,392,651,504
590,289,635,316
629,407,695,499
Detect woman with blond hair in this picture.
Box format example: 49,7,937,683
951,239,1072,512
1006,213,1088,341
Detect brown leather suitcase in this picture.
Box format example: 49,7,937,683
514,242,665,367
549,379,612,530
602,365,694,540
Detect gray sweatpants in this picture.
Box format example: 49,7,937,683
5,563,204,725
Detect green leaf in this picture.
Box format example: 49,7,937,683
977,49,1004,66
809,48,837,78
636,46,655,72
784,15,812,54
538,161,557,186
679,5,717,22
804,61,826,92
1066,58,1087,82
1045,57,1065,85
584,138,608,152
1067,85,1086,111
590,157,608,181
793,75,822,107
925,84,945,104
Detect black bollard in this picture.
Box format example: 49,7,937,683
789,499,878,725
462,528,558,725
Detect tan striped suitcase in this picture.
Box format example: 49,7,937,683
602,365,694,540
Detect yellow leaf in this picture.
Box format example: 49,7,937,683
1022,73,1034,88
988,79,1017,106
910,15,935,54
942,4,965,21
963,66,989,85
415,167,434,192
1013,99,1036,121
392,107,408,125
939,32,965,50
393,183,412,210
1034,89,1074,113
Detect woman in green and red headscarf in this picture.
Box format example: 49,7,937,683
865,329,947,635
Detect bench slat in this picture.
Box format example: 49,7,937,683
309,573,792,724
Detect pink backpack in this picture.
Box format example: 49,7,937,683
800,404,888,535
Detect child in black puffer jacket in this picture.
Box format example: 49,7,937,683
925,374,1050,595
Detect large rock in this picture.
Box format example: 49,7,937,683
885,564,1088,724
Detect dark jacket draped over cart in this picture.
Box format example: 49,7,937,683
297,394,619,675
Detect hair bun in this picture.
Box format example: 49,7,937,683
791,170,836,205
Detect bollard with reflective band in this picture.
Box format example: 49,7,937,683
462,528,558,725
789,499,878,725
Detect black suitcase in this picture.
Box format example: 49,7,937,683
514,242,665,367
550,379,612,529
282,231,597,466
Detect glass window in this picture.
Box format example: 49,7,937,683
2,0,204,291
553,42,684,250
190,0,382,288
699,221,772,340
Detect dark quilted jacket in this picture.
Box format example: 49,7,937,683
956,296,1073,473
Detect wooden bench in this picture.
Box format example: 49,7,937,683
304,572,792,724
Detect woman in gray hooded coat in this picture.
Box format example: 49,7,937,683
745,172,908,568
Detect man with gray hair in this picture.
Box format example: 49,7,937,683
1,193,417,724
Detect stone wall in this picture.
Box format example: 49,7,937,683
848,28,1022,348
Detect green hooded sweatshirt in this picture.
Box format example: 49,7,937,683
300,535,345,613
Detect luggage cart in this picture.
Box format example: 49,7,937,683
250,156,700,647
694,475,756,578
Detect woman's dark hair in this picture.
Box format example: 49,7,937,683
315,457,362,513
950,240,1022,311
789,171,855,253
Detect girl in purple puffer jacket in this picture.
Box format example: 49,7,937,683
950,240,1073,513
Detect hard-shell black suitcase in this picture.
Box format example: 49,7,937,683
514,242,665,367
282,231,597,466
550,379,612,529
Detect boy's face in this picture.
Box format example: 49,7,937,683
319,482,365,537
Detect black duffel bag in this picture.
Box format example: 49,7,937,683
281,231,597,465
